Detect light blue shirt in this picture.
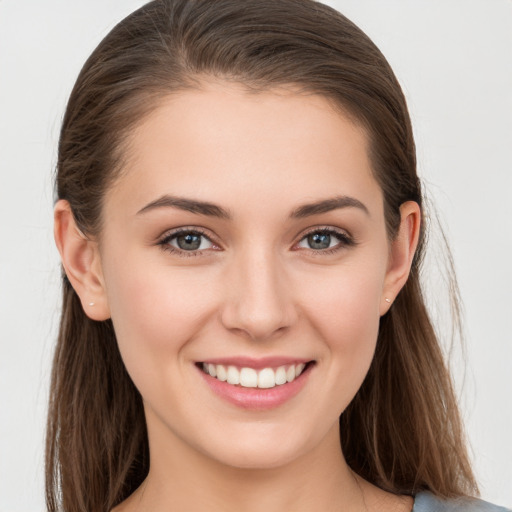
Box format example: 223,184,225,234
413,492,511,512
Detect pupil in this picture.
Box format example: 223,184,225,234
177,233,201,250
308,232,330,250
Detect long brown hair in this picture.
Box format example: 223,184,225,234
47,0,478,510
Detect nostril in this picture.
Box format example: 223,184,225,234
220,307,297,342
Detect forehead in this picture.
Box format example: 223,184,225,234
107,82,383,219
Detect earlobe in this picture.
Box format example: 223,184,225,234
380,201,421,316
54,200,111,321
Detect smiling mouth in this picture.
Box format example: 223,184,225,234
198,361,314,389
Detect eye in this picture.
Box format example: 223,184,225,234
159,228,216,255
296,228,353,252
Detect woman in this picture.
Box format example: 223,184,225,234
47,0,510,511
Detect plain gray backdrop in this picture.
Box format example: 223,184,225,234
1,1,511,510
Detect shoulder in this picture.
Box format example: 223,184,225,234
413,492,511,512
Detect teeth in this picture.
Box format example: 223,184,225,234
216,364,227,382
275,366,287,385
295,363,305,377
258,368,275,388
226,365,240,385
240,368,258,387
201,362,308,389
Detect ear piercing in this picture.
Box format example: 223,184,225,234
89,302,95,306
385,298,391,303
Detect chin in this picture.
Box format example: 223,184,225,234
206,440,307,471
192,420,325,471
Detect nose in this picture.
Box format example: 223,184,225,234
220,247,298,341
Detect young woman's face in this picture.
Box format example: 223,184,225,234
96,82,405,469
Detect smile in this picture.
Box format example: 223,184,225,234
197,357,315,409
200,362,308,389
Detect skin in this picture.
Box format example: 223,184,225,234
55,81,420,512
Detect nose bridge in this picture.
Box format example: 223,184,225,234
221,243,296,340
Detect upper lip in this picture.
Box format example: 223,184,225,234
198,356,313,369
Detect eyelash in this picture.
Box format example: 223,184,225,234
158,227,216,258
157,226,355,258
297,227,355,255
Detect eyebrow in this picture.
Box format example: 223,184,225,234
290,196,369,218
137,195,231,219
136,194,368,219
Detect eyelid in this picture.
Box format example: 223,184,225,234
293,225,355,252
157,226,222,256
155,224,355,258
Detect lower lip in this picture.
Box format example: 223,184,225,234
197,363,314,410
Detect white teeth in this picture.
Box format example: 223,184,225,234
295,363,305,377
240,367,258,387
226,365,240,385
202,362,309,388
258,368,275,389
275,366,287,385
216,364,227,381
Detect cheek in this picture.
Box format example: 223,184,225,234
320,280,380,363
300,257,384,336
102,256,217,384
296,258,385,396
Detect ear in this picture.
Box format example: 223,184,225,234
54,199,111,321
380,201,421,316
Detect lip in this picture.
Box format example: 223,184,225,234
197,360,315,410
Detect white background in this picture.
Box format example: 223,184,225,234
0,1,511,510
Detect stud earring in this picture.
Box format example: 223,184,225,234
385,298,391,303
89,302,95,306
